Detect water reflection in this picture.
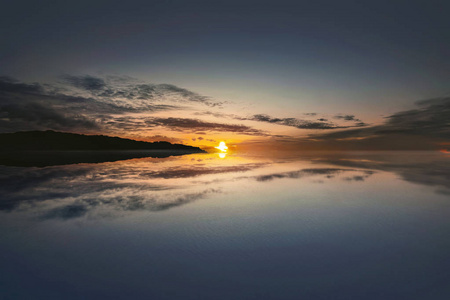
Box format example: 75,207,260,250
1,151,450,300
309,151,450,195
0,150,202,167
1,151,448,221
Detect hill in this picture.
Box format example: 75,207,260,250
0,130,205,152
0,131,206,166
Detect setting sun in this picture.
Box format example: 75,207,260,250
215,141,228,152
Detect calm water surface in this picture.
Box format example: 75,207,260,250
1,151,449,299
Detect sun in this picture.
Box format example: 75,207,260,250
215,141,228,152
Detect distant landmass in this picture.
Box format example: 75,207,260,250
0,131,206,167
0,130,205,151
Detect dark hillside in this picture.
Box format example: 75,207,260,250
0,131,205,152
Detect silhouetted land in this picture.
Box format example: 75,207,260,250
0,131,206,167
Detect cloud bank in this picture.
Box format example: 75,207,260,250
1,75,447,150
307,97,450,148
0,75,234,138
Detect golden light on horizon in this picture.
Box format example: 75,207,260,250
215,141,228,152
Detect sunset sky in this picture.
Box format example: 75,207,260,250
1,0,449,151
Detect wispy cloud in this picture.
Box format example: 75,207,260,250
248,114,359,129
312,97,450,141
196,111,367,130
0,75,228,136
60,74,224,107
62,75,106,91
334,114,367,126
254,168,356,182
0,102,99,132
145,117,268,136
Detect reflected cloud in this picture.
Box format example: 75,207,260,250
40,188,221,220
0,155,265,218
253,168,362,182
139,163,266,179
0,150,205,167
1,152,449,221
311,152,450,194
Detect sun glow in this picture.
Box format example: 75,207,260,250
215,141,228,152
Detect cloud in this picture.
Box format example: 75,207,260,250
249,114,348,129
311,97,450,144
334,114,355,121
62,75,106,91
145,117,268,135
233,96,448,150
43,204,89,220
334,114,368,126
0,102,99,132
60,74,224,107
196,111,367,130
0,76,44,94
0,75,225,135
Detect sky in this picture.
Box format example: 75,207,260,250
1,0,449,151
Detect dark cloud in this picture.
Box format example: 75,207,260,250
335,114,356,121
61,75,224,107
195,111,367,130
193,111,240,119
237,97,448,150
0,102,99,132
43,204,89,220
311,97,450,145
249,114,351,130
196,110,371,134
334,114,368,126
0,76,44,94
0,75,223,134
145,117,267,135
62,75,106,91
